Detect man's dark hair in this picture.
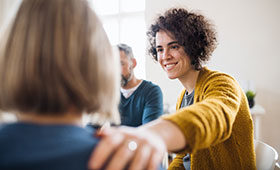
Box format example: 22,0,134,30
147,8,218,70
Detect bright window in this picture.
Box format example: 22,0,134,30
88,0,146,79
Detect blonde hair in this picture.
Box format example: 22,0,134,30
0,0,120,123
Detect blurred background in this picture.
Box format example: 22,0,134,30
0,0,279,162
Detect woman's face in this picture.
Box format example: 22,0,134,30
155,30,193,80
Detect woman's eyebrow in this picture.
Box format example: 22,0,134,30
167,41,179,46
156,41,178,48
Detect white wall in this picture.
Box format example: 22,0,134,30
0,0,21,30
0,0,21,122
146,0,280,156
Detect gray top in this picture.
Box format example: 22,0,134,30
180,90,194,170
180,90,194,108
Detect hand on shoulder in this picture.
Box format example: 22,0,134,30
88,126,167,170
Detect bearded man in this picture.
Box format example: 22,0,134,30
118,43,163,127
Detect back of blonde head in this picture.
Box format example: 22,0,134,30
0,0,120,123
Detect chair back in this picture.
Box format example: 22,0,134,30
254,140,278,170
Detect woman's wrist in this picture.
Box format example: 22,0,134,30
139,119,186,152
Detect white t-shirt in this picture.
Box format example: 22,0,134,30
120,80,143,98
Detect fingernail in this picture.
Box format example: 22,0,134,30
94,130,101,137
96,129,103,137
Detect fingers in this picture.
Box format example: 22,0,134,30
128,143,151,170
88,128,123,170
105,140,135,170
147,149,164,170
129,140,164,170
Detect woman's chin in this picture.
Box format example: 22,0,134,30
167,74,177,80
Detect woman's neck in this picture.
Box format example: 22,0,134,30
179,69,200,94
17,110,83,126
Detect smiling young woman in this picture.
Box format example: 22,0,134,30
88,8,256,170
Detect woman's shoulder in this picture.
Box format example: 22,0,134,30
199,67,237,85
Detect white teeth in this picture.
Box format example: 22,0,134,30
165,64,175,68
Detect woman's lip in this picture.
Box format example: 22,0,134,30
164,62,178,71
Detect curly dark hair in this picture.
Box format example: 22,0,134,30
147,8,218,70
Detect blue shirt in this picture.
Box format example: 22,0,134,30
119,80,163,127
0,122,166,170
0,122,98,170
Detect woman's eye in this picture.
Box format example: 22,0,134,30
171,45,179,49
156,48,163,53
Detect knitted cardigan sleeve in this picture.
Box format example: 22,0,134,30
162,68,243,154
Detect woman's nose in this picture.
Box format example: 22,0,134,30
162,50,171,60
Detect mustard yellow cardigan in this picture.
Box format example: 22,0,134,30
162,67,256,170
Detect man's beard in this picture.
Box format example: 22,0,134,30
121,72,132,87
